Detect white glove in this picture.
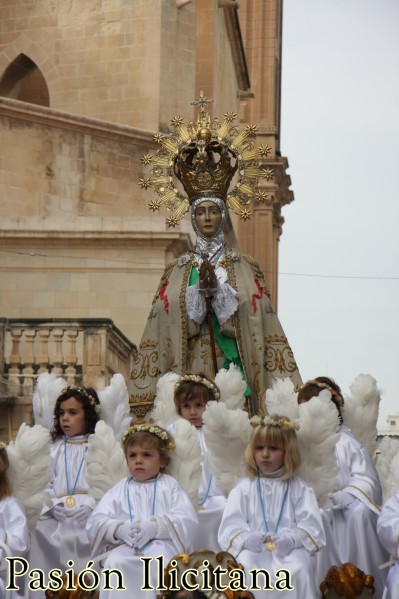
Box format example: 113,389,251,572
273,532,299,557
72,505,92,523
328,490,355,509
49,504,67,522
133,520,158,548
114,522,136,547
243,531,264,553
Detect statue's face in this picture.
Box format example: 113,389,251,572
194,200,223,238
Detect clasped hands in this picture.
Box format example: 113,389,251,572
115,519,157,548
243,530,300,557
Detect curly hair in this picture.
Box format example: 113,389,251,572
0,446,12,499
51,386,100,440
124,430,172,471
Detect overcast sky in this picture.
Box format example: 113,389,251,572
278,0,399,429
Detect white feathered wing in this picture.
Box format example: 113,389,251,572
167,419,202,504
343,373,381,458
150,371,181,428
263,377,299,420
7,423,52,530
32,372,67,430
97,373,131,442
203,401,252,496
375,436,399,501
86,420,129,501
297,391,340,507
214,364,246,410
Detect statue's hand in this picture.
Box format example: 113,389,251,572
199,259,218,294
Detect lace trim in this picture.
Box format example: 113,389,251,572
186,282,238,325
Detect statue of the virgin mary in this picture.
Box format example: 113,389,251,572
130,94,301,416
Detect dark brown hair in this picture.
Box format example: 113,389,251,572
174,372,218,416
0,446,12,499
51,386,100,440
297,376,344,423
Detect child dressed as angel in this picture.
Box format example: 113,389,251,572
29,384,101,579
218,415,325,599
0,442,29,599
86,423,198,599
168,372,227,552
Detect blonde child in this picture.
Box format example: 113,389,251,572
29,385,100,577
298,377,388,596
0,443,29,599
86,423,198,599
218,415,325,598
171,373,226,551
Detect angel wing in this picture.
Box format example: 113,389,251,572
7,423,52,530
343,373,381,458
214,364,246,410
167,419,202,504
263,377,299,420
203,401,252,496
32,372,67,430
97,373,131,442
375,436,399,501
150,371,180,428
297,391,340,506
86,420,129,501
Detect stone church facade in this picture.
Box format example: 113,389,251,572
0,0,294,439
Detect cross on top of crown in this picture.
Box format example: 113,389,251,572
191,91,213,112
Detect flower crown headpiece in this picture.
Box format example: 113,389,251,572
121,423,175,451
139,91,274,227
174,373,220,400
0,441,6,451
61,385,98,407
300,379,344,408
250,414,300,431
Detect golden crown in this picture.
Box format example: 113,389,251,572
139,92,274,227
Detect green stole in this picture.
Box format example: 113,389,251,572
190,268,251,396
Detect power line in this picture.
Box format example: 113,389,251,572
0,248,398,280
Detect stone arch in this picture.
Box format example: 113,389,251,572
0,53,50,106
0,36,60,106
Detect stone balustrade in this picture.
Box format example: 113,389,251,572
0,317,136,441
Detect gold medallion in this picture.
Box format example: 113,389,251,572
265,539,276,552
65,495,76,507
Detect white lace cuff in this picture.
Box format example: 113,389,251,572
211,283,238,324
186,283,206,324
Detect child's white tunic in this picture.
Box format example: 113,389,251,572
317,426,388,596
377,490,399,599
218,474,325,598
167,422,226,552
86,473,198,599
0,497,29,599
29,435,94,575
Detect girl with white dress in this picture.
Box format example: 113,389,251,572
29,385,100,576
86,423,198,599
298,376,388,597
0,443,29,599
218,415,325,599
168,373,227,552
377,490,399,599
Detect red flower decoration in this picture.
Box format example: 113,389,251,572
251,278,264,313
159,280,169,315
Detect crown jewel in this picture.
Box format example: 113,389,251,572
139,91,273,227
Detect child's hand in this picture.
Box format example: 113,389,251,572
114,522,136,547
133,520,158,548
328,490,355,509
243,531,264,552
273,532,297,557
49,504,67,522
72,505,92,523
